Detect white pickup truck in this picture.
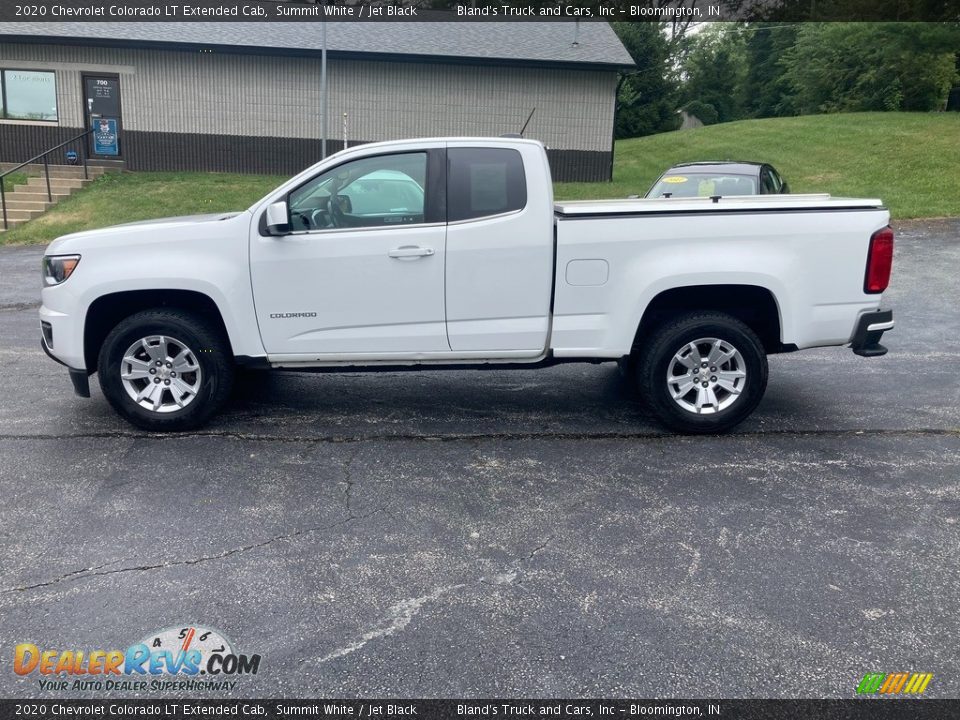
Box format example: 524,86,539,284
40,137,894,433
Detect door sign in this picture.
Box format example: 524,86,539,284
92,118,119,156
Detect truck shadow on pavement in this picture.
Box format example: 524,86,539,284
220,363,665,439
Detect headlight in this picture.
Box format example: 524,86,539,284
42,255,81,286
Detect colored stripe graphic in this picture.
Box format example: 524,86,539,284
910,673,933,694
857,673,885,694
858,672,932,695
879,673,902,693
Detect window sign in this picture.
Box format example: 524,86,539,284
2,70,58,121
93,118,119,156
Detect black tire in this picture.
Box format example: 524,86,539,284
97,309,235,431
636,312,768,434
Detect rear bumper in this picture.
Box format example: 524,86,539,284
850,309,893,357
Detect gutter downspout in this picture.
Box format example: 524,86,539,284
609,73,628,182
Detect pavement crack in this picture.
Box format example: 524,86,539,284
524,537,553,561
308,560,534,666
1,556,134,594
309,583,467,664
340,446,361,518
1,509,384,595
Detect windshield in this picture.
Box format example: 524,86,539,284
647,173,757,198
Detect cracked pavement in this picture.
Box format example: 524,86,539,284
0,220,958,698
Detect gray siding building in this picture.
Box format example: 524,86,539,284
0,22,633,181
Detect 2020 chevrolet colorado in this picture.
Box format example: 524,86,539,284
40,137,894,433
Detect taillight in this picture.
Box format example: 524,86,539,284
864,226,894,294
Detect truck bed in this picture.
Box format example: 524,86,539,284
550,192,890,358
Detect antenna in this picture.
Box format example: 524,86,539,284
501,109,537,139
520,107,536,137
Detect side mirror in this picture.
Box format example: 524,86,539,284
781,183,790,194
265,200,290,236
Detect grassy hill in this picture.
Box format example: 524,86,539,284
1,171,285,245
555,112,960,219
2,112,956,245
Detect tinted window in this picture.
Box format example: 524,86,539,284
448,148,526,222
647,173,757,198
768,168,783,193
288,152,426,231
760,170,777,194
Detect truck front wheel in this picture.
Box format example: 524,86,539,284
637,312,768,434
97,309,235,431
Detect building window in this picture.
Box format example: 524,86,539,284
1,69,58,121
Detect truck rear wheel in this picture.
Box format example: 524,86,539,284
97,309,234,431
636,312,767,434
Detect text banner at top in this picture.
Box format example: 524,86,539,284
0,0,957,23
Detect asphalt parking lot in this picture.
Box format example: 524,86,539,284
0,220,958,699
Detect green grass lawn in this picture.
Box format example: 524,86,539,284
555,112,960,219
2,112,956,245
2,171,284,244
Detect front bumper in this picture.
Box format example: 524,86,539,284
850,309,893,357
40,295,91,397
41,334,91,398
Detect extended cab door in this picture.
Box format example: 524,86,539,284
250,148,449,357
444,142,555,353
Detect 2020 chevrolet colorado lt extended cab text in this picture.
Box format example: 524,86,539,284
40,137,895,433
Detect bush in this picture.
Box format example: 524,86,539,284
682,101,719,126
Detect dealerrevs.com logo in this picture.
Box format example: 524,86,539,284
14,625,261,693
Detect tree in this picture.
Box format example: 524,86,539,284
742,23,800,117
781,23,960,114
612,22,680,138
681,99,718,125
680,25,748,124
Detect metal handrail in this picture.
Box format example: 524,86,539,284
1,128,94,230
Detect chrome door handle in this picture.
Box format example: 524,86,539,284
388,246,435,259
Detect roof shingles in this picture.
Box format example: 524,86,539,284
0,20,635,68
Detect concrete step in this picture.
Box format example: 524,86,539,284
1,162,110,230
10,187,73,200
2,208,43,222
25,176,90,190
0,216,28,229
45,168,106,180
1,198,52,211
2,162,107,177
89,159,125,171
